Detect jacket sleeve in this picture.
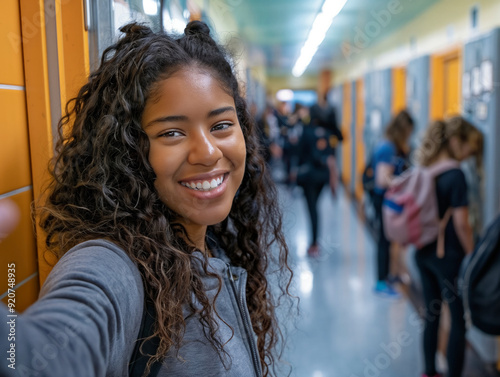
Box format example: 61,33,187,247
297,126,313,168
329,107,343,142
0,240,144,377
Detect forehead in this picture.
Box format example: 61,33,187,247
148,68,235,110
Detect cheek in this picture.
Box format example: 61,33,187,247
234,133,247,170
149,144,180,175
148,145,162,176
148,147,179,193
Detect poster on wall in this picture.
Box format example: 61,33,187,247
471,67,482,96
480,60,493,92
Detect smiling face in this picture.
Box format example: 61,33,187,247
142,68,246,243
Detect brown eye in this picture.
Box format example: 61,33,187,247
211,123,233,132
160,130,183,138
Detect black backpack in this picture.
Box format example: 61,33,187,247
461,214,500,335
128,299,163,376
362,156,375,198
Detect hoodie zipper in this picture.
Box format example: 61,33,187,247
226,265,262,377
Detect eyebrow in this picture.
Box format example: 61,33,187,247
145,106,236,129
208,106,236,118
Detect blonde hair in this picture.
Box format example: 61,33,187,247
417,116,483,167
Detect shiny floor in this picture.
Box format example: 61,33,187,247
276,184,490,377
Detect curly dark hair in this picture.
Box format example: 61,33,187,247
38,21,293,376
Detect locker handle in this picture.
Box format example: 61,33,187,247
83,0,91,31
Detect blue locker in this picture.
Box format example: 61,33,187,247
328,86,343,124
463,28,500,230
406,55,430,143
364,68,392,158
328,86,343,175
245,69,266,117
462,28,500,365
350,81,357,195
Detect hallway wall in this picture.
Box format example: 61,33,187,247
334,0,500,84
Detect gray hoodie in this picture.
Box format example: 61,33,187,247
0,239,262,376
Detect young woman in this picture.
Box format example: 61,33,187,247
372,110,414,296
415,117,482,377
0,21,293,377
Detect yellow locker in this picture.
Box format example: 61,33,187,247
342,83,352,189
354,79,365,201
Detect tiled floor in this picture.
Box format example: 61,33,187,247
279,185,423,377
277,183,497,377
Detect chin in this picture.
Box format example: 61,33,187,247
189,208,232,227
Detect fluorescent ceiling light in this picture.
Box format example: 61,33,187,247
292,0,348,77
162,7,187,35
143,0,158,15
276,89,294,102
171,19,187,34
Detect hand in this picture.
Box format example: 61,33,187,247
0,199,20,242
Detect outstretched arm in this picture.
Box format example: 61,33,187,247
1,240,144,377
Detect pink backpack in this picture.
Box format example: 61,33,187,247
382,159,459,252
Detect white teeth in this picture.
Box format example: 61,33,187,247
181,175,225,191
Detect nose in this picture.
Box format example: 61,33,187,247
187,128,223,166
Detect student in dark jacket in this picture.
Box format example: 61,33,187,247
309,93,343,142
295,98,341,257
0,21,293,377
415,117,482,377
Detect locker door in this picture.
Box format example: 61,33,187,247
0,0,49,312
392,67,406,114
354,79,365,201
430,49,462,120
407,55,430,136
444,54,461,117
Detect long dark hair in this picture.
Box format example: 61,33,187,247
385,109,414,154
38,21,293,376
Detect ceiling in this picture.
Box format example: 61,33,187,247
228,0,440,77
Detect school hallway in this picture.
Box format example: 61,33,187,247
278,183,487,377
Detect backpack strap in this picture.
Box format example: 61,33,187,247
128,298,163,377
427,159,460,177
429,159,460,258
437,208,452,258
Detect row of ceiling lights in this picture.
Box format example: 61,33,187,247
292,0,348,77
142,0,347,78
